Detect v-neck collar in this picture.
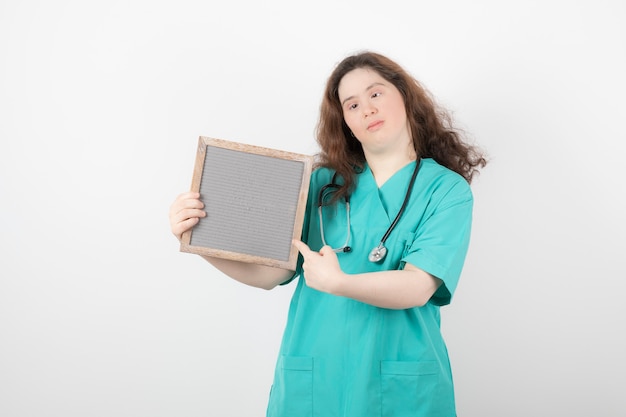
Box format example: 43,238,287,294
354,160,418,221
360,160,417,190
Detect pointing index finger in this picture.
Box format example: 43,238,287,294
292,240,313,257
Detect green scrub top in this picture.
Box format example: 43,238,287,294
266,159,473,417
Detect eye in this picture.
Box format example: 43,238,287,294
371,91,382,99
348,103,358,110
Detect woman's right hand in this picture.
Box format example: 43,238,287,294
169,191,206,241
169,191,293,289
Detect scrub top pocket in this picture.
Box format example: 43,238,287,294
380,360,439,417
398,230,416,258
266,355,313,417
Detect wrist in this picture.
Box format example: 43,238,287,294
332,271,350,297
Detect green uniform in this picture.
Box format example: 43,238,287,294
267,159,473,417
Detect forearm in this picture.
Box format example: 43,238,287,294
333,266,442,309
201,255,294,290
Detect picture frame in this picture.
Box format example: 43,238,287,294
180,136,313,270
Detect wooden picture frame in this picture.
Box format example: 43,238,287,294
180,136,314,270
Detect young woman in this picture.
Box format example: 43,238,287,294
169,51,486,416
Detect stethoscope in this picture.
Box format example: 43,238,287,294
318,159,421,263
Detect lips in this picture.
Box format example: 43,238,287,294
367,120,384,131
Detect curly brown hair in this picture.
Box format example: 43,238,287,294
315,51,487,201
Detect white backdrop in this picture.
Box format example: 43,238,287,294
1,1,625,416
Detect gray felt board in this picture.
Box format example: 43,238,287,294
190,145,306,262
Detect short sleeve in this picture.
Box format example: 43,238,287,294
279,167,326,286
401,179,473,306
278,199,310,286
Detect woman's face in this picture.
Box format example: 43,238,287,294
337,67,411,159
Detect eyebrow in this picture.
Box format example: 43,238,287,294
341,82,386,106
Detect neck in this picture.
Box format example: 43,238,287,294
366,153,416,187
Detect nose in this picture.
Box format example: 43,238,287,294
362,103,377,117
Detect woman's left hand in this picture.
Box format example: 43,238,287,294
292,240,346,294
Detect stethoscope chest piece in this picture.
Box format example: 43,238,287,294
368,244,387,263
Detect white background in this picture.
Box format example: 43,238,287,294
1,0,625,416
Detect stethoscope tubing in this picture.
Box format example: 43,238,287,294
378,159,421,246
